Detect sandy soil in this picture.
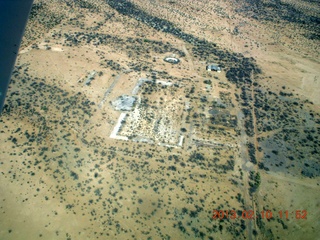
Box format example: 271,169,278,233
0,0,319,239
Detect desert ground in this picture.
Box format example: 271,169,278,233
0,0,319,239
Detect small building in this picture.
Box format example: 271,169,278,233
206,64,221,72
164,57,180,64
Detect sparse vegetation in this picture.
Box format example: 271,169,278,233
0,0,318,239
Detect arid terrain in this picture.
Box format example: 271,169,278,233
0,0,319,239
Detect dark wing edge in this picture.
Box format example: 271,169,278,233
0,0,34,113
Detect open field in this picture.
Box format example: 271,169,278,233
0,0,319,239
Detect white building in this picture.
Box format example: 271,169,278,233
206,64,221,72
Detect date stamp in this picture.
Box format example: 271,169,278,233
212,210,307,220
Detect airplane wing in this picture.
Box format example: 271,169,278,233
0,0,34,112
